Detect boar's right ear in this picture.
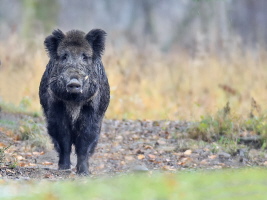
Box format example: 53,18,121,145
85,29,106,59
44,29,65,59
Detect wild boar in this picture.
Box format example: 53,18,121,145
39,29,110,175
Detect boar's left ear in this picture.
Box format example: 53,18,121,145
44,29,65,59
85,29,106,59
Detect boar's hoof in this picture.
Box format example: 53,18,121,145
58,164,71,170
76,164,90,175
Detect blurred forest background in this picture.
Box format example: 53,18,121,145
0,0,267,120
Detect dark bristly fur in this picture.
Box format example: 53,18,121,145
39,29,110,175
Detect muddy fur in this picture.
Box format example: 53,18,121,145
39,29,110,175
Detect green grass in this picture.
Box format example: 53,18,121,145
0,146,10,166
188,101,267,151
1,168,267,200
0,100,41,117
18,117,49,149
188,102,236,141
0,100,49,150
0,119,18,130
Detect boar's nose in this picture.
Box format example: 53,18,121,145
66,79,82,93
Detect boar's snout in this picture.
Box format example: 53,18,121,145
66,78,82,94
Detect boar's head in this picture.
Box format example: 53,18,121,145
44,29,106,102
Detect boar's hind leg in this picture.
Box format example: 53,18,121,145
75,124,100,175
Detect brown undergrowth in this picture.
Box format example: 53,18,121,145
1,35,267,120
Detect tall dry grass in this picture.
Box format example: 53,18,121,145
1,35,267,120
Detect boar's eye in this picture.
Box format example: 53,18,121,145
61,53,68,61
82,53,90,61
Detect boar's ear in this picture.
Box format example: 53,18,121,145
85,29,106,59
44,29,65,59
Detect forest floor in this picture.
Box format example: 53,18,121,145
0,111,266,180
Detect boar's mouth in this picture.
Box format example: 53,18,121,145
66,78,83,94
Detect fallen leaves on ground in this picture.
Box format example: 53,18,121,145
0,118,266,180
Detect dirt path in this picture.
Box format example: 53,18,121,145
0,112,266,180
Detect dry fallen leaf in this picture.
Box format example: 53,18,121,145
184,150,192,156
24,153,33,158
16,155,25,161
33,152,43,156
157,139,166,145
95,164,105,170
115,135,123,140
178,157,192,166
147,154,156,160
0,142,7,147
125,156,134,161
6,169,15,174
41,161,53,165
19,162,27,167
144,145,153,150
218,163,225,167
162,165,176,171
200,159,208,165
0,128,14,137
13,135,22,141
132,134,140,140
208,155,217,159
137,154,145,160
44,174,54,179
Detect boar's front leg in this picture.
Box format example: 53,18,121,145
47,102,72,170
75,117,101,175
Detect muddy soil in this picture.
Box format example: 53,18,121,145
0,112,266,180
